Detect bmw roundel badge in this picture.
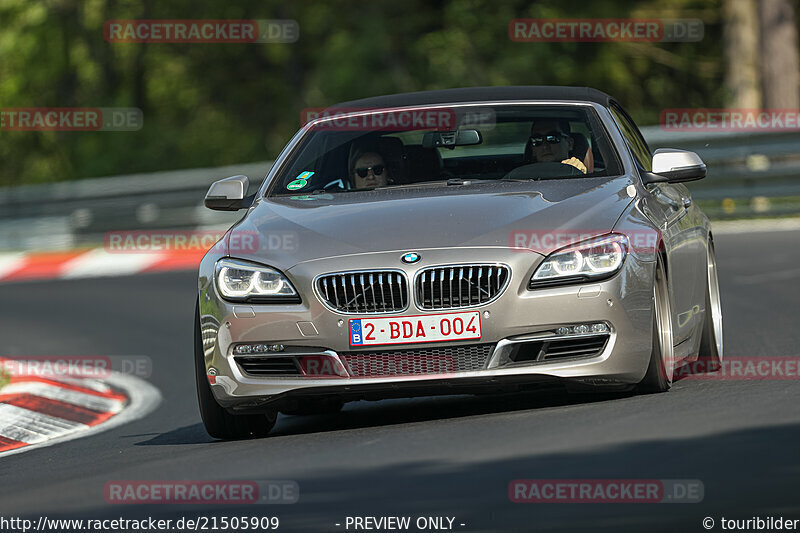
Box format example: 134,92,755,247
401,252,421,264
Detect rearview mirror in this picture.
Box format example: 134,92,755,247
642,149,707,184
422,129,482,149
204,175,255,211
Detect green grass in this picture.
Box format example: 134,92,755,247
0,369,9,391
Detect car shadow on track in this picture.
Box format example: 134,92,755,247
121,420,800,533
135,386,636,445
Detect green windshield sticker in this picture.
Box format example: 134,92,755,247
287,179,308,190
287,171,314,190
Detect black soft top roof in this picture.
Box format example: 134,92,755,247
332,86,615,109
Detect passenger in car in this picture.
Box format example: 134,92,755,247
527,119,590,174
349,148,392,189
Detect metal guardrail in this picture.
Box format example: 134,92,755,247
641,127,800,217
1,129,798,250
0,162,270,250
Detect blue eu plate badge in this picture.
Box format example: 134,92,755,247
350,319,363,345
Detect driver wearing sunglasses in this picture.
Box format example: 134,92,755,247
529,119,587,174
350,151,391,189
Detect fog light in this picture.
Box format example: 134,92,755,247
234,343,286,355
554,323,610,337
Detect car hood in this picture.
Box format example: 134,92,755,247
226,176,634,269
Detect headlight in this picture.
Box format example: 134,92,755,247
530,234,628,287
215,258,299,302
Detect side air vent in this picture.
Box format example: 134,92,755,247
508,334,609,364
235,356,302,376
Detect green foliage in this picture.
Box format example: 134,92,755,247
1,0,728,185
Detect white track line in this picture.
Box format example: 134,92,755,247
0,382,124,413
60,248,166,279
0,371,161,458
0,253,27,280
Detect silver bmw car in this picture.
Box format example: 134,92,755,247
195,86,723,439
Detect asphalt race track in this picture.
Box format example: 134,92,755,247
1,229,799,532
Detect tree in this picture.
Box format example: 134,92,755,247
723,0,761,108
759,0,800,108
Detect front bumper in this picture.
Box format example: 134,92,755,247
198,246,656,412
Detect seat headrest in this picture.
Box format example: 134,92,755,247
405,145,442,182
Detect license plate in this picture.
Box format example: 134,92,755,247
349,311,482,347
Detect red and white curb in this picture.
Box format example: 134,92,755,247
0,248,205,283
0,364,161,457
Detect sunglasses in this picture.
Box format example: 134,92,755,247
354,164,385,178
530,131,567,147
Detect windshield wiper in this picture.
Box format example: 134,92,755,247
371,180,450,191
368,178,492,191
446,178,497,186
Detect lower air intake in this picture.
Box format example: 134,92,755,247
340,344,494,377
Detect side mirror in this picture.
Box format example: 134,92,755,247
642,149,707,184
204,175,255,211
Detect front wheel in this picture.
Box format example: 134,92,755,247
697,240,723,370
194,301,277,439
638,258,674,393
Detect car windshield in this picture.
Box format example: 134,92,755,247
267,104,623,197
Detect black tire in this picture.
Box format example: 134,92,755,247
697,240,723,372
280,398,344,416
638,259,674,393
194,301,277,440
